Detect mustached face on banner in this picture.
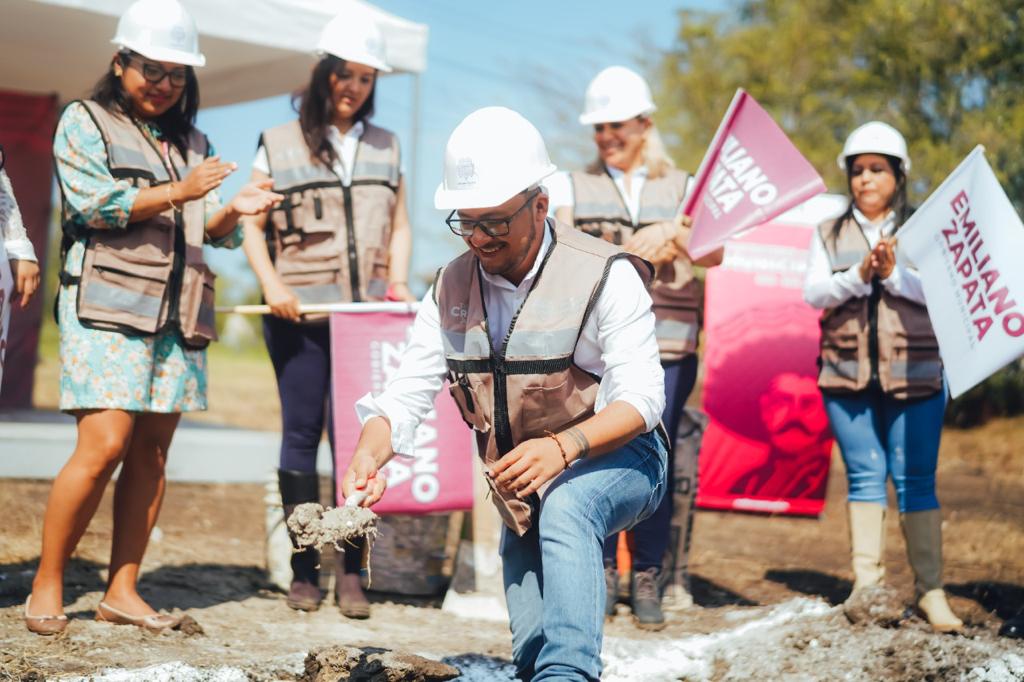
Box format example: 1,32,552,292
758,373,830,456
703,303,824,444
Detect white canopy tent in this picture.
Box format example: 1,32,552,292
0,0,429,105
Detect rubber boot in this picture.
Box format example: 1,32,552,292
335,535,370,619
279,469,322,611
604,565,618,617
900,509,963,633
999,610,1024,638
630,567,666,630
848,502,886,593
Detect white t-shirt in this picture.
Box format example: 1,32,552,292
546,164,649,223
253,121,365,186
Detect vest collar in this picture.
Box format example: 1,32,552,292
477,218,555,293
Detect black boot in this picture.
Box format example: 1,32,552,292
335,535,370,619
630,566,666,630
1000,609,1024,638
279,469,322,611
605,565,618,617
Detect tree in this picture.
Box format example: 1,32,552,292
653,0,1024,209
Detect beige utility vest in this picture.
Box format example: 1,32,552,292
260,120,400,308
435,221,653,536
816,216,943,400
60,100,217,348
571,165,701,361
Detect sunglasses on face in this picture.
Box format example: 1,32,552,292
121,53,188,88
446,189,541,238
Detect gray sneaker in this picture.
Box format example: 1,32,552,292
630,567,665,629
604,566,618,617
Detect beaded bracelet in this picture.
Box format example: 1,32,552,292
165,183,182,213
544,430,570,470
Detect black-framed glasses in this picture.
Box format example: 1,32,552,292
446,188,541,238
120,53,188,88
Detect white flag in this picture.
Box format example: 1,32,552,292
900,145,1024,397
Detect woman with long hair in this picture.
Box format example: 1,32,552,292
25,0,280,636
241,10,414,619
550,65,723,629
803,121,962,632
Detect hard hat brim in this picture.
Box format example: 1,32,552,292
578,104,656,126
314,49,393,73
836,150,912,173
113,39,206,67
433,163,557,211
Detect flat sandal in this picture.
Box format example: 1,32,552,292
95,600,181,633
24,595,68,636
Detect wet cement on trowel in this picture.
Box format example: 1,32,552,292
287,502,379,551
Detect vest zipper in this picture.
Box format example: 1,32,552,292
868,275,882,388
488,223,559,455
343,184,361,302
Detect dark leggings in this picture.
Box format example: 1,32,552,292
263,316,362,573
603,354,699,572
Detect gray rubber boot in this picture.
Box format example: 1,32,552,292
900,509,963,633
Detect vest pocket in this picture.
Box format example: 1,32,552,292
179,263,217,347
447,372,490,432
519,376,589,440
363,247,390,301
818,336,862,391
77,248,169,333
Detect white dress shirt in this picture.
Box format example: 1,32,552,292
803,207,926,310
546,165,649,223
253,121,366,186
355,222,666,457
0,169,38,262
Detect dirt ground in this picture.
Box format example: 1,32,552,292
2,417,1023,681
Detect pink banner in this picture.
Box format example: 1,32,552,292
683,89,826,260
696,218,834,516
331,311,474,513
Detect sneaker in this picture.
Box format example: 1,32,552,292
604,566,618,617
630,567,666,630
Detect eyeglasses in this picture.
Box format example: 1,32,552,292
446,189,541,238
121,53,188,88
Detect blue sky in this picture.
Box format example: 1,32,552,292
197,0,724,299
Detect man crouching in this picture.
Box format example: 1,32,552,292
342,106,668,681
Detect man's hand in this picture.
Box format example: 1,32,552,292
489,436,568,498
341,450,387,506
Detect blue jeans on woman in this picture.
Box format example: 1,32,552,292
501,429,668,681
823,386,946,513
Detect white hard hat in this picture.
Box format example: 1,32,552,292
316,10,392,73
579,66,656,125
837,121,911,172
434,107,557,211
111,0,205,67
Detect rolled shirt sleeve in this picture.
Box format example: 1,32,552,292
353,288,449,456
585,258,666,432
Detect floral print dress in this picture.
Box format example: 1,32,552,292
53,102,241,413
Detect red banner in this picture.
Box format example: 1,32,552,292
330,309,474,513
683,89,826,260
697,207,837,516
0,90,57,408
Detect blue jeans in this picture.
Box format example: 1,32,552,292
501,430,668,681
823,386,946,513
603,355,698,571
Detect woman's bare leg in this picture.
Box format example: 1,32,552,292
29,410,135,616
102,412,181,615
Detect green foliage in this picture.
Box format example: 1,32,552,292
653,0,1024,208
945,361,1024,428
